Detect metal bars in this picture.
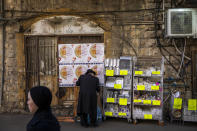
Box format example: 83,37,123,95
25,36,57,88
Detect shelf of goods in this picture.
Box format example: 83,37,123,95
169,88,184,123
103,57,133,123
183,99,197,123
132,57,164,125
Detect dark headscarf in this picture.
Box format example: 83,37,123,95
85,69,96,75
30,86,52,110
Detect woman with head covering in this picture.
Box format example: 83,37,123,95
26,86,60,131
76,69,100,127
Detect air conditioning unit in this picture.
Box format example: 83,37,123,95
166,8,197,38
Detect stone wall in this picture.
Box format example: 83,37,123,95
0,0,195,113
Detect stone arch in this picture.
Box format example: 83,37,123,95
24,15,105,35
21,9,111,32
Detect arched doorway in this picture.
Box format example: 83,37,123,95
24,16,104,115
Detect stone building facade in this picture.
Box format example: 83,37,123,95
0,0,196,115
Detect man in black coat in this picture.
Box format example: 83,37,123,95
76,69,100,127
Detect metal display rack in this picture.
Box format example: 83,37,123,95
183,99,197,123
132,57,164,125
103,57,133,123
169,88,184,123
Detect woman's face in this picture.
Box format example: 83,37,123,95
27,92,38,113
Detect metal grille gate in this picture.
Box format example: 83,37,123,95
25,36,57,86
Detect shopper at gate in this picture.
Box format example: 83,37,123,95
76,69,100,127
26,86,60,131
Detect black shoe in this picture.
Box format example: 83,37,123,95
84,124,89,128
92,123,98,127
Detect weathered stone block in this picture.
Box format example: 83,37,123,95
144,31,155,38
138,47,160,56
131,39,140,48
5,58,17,66
7,33,15,39
145,3,156,9
8,92,18,102
140,39,156,48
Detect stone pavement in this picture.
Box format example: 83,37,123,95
0,113,197,131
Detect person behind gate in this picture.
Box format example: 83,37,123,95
76,69,100,127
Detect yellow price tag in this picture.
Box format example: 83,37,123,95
107,98,115,103
114,84,122,89
151,86,159,90
118,112,127,116
106,70,114,76
134,99,142,103
105,112,113,116
120,70,128,75
152,71,160,75
173,98,182,109
144,114,152,119
188,99,197,111
143,100,151,105
119,98,127,105
135,71,143,75
137,85,145,90
152,100,161,105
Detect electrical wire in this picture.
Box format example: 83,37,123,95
172,39,191,60
154,0,179,73
177,38,186,78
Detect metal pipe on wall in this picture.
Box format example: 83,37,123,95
0,0,5,106
163,0,165,23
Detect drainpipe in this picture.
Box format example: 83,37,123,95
163,0,165,23
0,0,5,106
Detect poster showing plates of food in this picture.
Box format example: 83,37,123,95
58,43,104,87
87,43,104,63
59,65,87,87
88,64,104,86
59,65,75,87
58,43,104,64
59,64,104,87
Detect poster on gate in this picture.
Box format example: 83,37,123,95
58,43,104,64
58,43,104,87
59,64,88,87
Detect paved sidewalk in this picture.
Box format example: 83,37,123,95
0,114,196,131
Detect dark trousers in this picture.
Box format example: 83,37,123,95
80,112,97,126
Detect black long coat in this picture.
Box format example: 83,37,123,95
27,109,60,131
76,74,100,115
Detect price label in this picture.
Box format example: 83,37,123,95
106,70,114,76
152,100,161,105
137,85,145,90
134,99,142,103
118,112,127,116
151,86,159,90
114,84,122,89
105,112,113,116
120,70,128,75
119,98,127,105
135,71,143,75
152,71,160,75
143,100,151,105
173,98,182,109
144,114,152,119
188,99,197,111
107,98,115,103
